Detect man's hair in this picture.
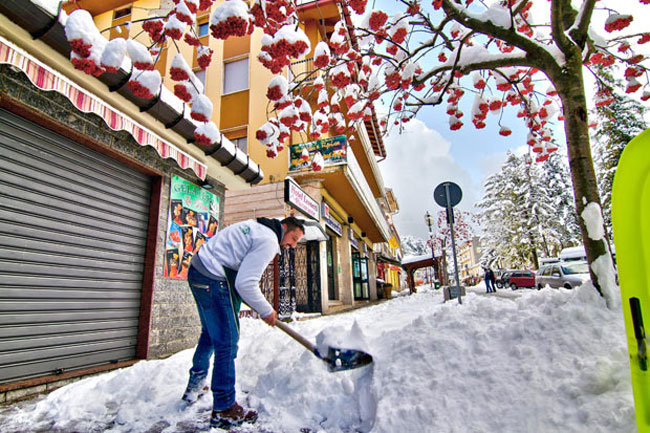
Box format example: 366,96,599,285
281,216,305,234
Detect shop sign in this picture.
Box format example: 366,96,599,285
321,202,342,237
288,135,347,172
349,228,359,250
165,175,220,279
284,178,319,221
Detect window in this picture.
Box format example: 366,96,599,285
195,69,207,88
110,7,132,40
223,57,249,94
198,22,210,37
114,7,132,19
231,136,247,153
551,266,561,276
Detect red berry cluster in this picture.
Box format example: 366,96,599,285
589,52,615,67
624,66,644,78
133,61,154,71
165,26,184,41
330,71,351,88
369,11,388,32
314,54,330,69
626,80,641,94
174,83,192,102
191,111,209,122
194,131,214,146
604,15,633,33
391,28,407,45
72,56,104,77
210,16,252,40
349,0,368,14
197,47,213,69
143,19,164,43
199,0,213,11
184,0,198,14
406,1,420,16
184,34,200,46
266,85,284,101
170,67,190,82
128,80,155,99
69,39,92,57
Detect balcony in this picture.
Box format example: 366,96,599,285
288,57,322,84
288,136,391,243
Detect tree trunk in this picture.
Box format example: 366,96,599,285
556,63,610,296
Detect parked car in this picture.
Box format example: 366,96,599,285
536,261,591,289
495,270,513,289
507,270,536,290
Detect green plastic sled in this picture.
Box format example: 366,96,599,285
612,128,650,433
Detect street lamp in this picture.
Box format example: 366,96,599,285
424,211,436,289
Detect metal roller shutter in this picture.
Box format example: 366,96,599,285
0,108,152,383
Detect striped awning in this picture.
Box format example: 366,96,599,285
0,35,207,180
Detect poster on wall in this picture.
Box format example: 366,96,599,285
164,175,220,279
288,135,347,172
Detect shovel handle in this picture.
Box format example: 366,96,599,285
275,320,317,355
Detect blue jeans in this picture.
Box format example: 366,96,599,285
187,266,242,411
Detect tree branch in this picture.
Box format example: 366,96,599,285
551,0,574,55
416,51,532,84
568,0,597,49
440,0,560,70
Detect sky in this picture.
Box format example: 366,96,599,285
0,283,634,433
371,1,650,241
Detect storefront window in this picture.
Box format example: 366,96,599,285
327,234,337,300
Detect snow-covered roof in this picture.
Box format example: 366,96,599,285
401,253,434,265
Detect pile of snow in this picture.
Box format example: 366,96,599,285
0,284,634,433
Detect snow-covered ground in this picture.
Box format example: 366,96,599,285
0,284,636,433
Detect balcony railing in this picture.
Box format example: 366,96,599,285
288,57,321,83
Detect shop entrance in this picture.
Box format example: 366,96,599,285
326,235,338,300
352,252,369,300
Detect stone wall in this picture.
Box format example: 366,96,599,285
0,64,223,361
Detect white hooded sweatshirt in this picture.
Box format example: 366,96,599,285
196,219,279,318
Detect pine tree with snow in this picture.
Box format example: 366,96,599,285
541,153,582,253
477,152,580,268
591,69,647,238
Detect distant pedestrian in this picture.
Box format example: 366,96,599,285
489,269,497,291
484,268,496,293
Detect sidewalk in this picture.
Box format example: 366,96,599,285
464,284,523,299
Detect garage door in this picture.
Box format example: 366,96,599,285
0,108,152,383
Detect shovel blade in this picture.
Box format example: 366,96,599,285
320,347,373,372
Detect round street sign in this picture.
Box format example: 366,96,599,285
434,182,462,208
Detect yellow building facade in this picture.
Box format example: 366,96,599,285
83,0,398,315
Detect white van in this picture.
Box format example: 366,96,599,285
559,246,586,262
559,245,616,262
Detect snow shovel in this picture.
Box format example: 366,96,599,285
275,320,373,372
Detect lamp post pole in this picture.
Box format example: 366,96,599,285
424,211,435,289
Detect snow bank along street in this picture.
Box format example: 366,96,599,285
0,285,635,433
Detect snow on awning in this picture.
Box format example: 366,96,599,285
0,36,207,180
